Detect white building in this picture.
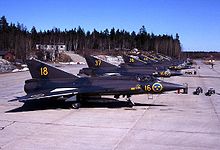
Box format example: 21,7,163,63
36,44,66,52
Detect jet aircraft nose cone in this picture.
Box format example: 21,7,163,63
162,82,186,91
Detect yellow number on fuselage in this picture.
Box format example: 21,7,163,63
95,60,102,66
144,85,151,91
40,67,48,76
129,58,135,63
160,72,165,76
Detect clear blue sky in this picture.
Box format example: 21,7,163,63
1,0,220,51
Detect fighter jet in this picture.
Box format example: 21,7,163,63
79,55,156,77
138,54,192,71
79,55,182,78
10,58,187,109
121,55,183,77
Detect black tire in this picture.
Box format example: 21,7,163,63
71,102,81,109
205,92,211,96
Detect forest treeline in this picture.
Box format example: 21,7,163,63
0,16,182,60
183,51,220,60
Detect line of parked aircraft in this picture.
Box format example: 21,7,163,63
10,52,192,109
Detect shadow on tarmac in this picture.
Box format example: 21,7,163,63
6,98,167,113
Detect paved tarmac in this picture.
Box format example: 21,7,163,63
0,60,220,150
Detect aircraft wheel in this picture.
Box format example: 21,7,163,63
71,102,81,109
127,98,134,107
128,102,134,107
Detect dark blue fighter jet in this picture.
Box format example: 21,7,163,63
11,59,187,108
122,55,183,77
79,55,182,78
137,54,193,71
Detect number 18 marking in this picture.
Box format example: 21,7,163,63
40,67,48,76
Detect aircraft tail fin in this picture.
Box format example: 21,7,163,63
138,54,154,64
123,54,149,66
85,55,118,69
27,58,78,80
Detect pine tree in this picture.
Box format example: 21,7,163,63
0,16,182,60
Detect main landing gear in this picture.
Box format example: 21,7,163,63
126,95,135,107
71,102,81,109
114,95,135,107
